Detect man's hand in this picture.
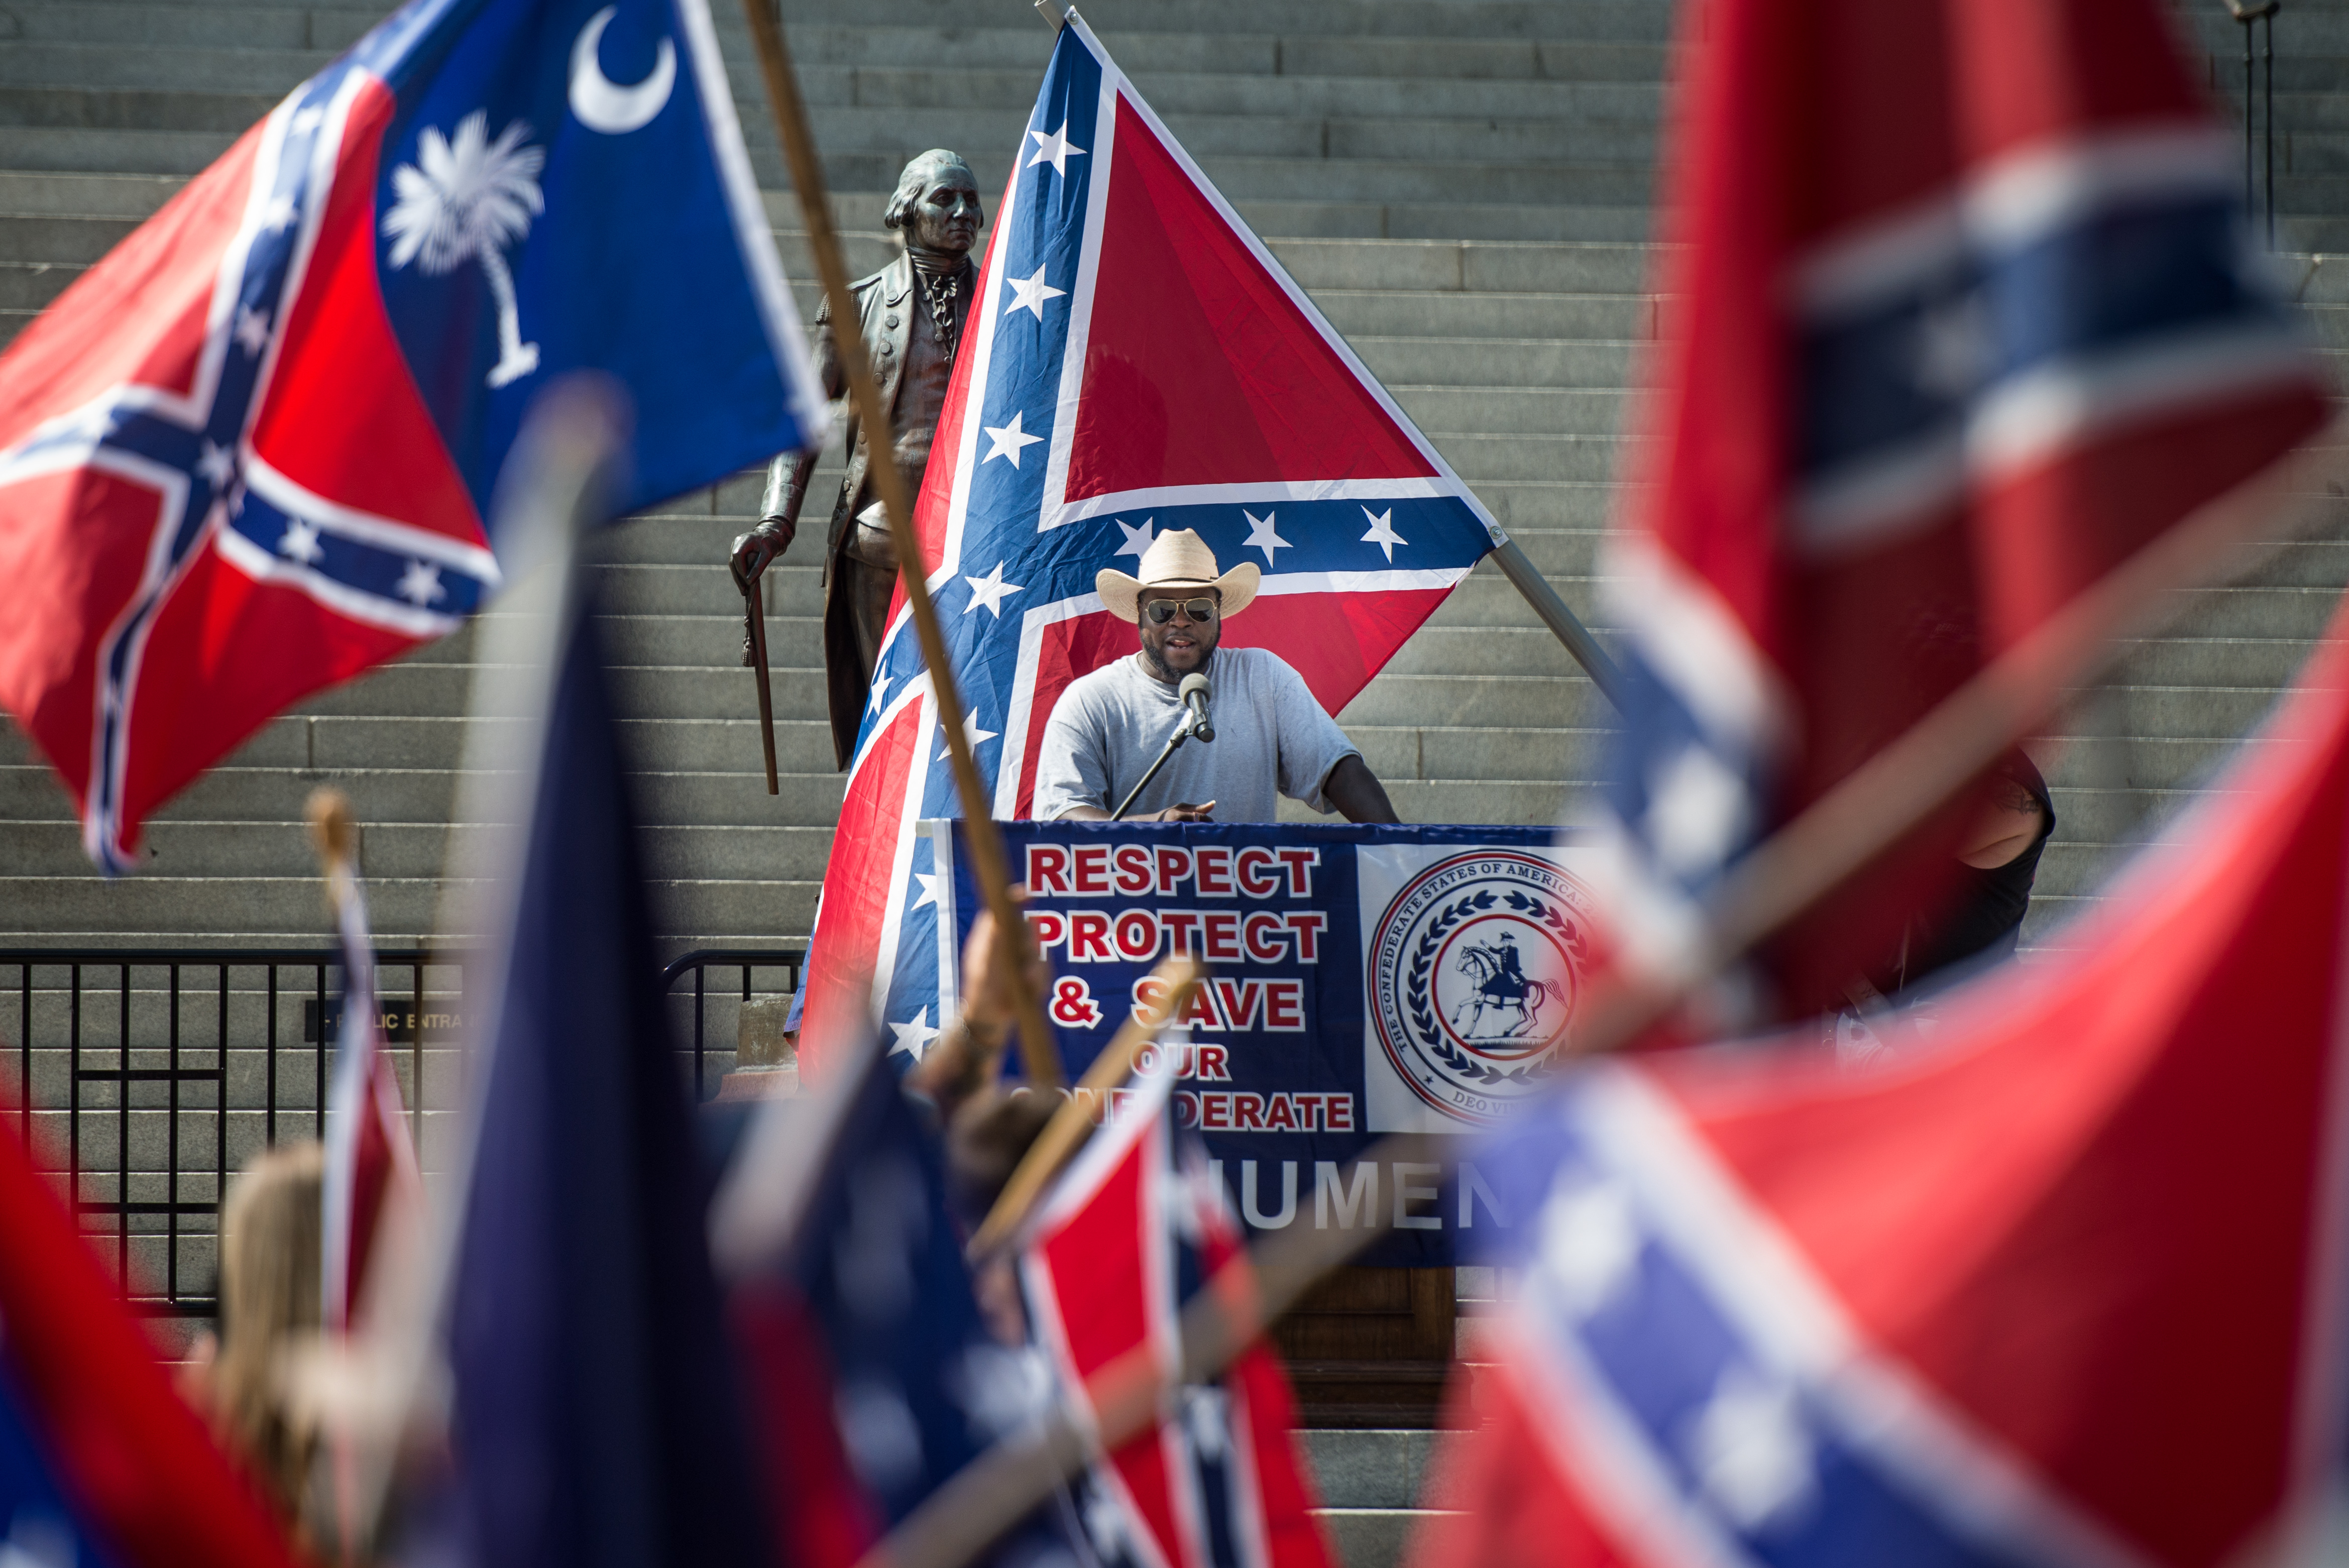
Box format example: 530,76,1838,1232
729,518,795,593
907,887,1049,1115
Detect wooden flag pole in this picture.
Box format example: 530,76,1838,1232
965,956,1202,1262
738,0,1061,1087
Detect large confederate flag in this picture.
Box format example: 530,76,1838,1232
1418,594,2349,1566
1590,0,2332,1010
800,16,1505,1068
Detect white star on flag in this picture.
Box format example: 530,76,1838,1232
1685,1368,1818,1531
1028,122,1087,177
1542,1176,1641,1320
867,671,892,715
1182,1387,1231,1461
1114,516,1156,558
939,709,998,762
261,193,297,233
1913,289,1993,399
1242,509,1291,565
1360,506,1407,562
233,305,271,357
887,1007,940,1059
911,871,943,911
276,517,323,565
291,106,325,134
395,559,445,607
1004,265,1066,321
981,410,1044,468
1647,742,1749,878
962,561,1025,618
194,439,237,488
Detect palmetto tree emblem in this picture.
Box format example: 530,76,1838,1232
382,111,545,388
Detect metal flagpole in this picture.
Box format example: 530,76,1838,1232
738,0,1062,1087
1489,535,1628,710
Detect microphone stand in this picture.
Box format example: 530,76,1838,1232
1110,707,1207,821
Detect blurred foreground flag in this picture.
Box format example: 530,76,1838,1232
798,14,1502,1064
0,0,824,870
1020,1069,1332,1568
1594,0,2332,1010
717,1044,1076,1566
443,542,769,1567
0,1112,302,1568
318,832,422,1335
1416,599,2349,1566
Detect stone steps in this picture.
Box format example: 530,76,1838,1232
1,0,2346,985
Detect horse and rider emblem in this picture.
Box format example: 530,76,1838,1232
1368,849,1595,1123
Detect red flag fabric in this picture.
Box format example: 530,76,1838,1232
1415,600,2349,1566
1022,1069,1334,1568
0,1110,306,1568
1590,0,2332,1013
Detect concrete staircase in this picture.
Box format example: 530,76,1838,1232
0,0,1661,961
5,0,2346,968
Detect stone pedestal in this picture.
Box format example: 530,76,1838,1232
715,992,799,1101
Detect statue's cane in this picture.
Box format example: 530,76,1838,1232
742,575,779,795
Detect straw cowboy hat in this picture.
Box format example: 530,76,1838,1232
1095,528,1260,623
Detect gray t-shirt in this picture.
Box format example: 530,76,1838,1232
1032,648,1359,823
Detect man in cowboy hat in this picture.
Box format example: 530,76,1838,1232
1033,529,1399,824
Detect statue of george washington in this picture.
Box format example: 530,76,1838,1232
729,149,982,769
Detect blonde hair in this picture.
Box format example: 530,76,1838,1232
211,1140,323,1520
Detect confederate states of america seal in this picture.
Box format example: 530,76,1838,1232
1368,849,1596,1122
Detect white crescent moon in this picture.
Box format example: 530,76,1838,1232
570,7,675,135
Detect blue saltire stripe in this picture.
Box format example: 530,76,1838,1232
1798,192,2292,482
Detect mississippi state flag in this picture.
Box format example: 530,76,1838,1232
1592,0,2331,1008
1416,597,2349,1567
0,1110,303,1568
797,15,1501,1067
0,0,824,869
1023,1067,1332,1568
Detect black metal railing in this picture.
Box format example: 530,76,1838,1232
2227,0,2282,248
3,945,803,1319
659,948,806,1100
2,948,454,1319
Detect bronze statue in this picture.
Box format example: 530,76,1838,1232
730,149,983,769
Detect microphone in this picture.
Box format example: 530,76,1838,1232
1179,673,1214,742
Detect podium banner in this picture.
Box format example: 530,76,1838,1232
935,820,1601,1265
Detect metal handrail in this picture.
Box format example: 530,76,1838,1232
1,945,805,1315
656,947,807,1099
2226,0,2282,249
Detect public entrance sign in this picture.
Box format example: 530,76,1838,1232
934,821,1597,1263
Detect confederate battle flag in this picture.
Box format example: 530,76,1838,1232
798,15,1504,1067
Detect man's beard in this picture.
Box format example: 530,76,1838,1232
1140,637,1214,684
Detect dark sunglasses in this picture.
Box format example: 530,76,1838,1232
1143,597,1218,625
